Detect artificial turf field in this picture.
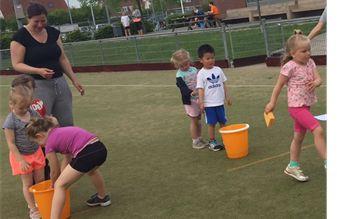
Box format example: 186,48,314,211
0,64,326,218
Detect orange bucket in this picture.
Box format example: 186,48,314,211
29,180,70,219
219,124,249,159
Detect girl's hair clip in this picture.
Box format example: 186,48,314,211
293,29,303,35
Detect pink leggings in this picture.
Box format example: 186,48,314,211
288,106,320,133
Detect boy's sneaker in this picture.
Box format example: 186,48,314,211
86,193,111,207
208,140,223,152
284,165,309,182
29,207,41,219
192,139,208,149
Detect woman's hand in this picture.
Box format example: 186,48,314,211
265,102,275,113
72,80,85,96
38,68,54,79
19,160,31,172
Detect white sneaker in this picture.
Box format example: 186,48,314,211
284,165,309,182
192,139,208,149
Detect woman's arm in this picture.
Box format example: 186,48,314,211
4,129,30,171
265,74,288,113
57,37,85,96
46,152,61,186
10,41,54,79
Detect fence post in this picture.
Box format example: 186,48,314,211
279,23,285,48
221,24,230,67
175,32,180,49
99,40,105,65
68,43,75,66
261,19,270,57
227,24,235,67
133,36,140,63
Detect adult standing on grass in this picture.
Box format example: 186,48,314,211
132,8,143,35
10,3,84,127
308,7,326,40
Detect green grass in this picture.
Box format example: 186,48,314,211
0,22,317,70
0,64,326,218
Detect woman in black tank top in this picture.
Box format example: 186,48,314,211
10,3,84,127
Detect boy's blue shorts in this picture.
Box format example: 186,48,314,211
204,105,227,125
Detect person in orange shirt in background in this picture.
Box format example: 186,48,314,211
208,1,221,27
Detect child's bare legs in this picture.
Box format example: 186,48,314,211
51,165,83,219
289,131,306,162
208,124,216,140
190,116,200,139
312,126,327,159
33,168,45,184
21,173,36,209
88,168,107,198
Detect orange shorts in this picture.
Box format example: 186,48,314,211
9,147,45,175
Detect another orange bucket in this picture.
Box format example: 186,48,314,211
219,124,250,159
29,180,70,219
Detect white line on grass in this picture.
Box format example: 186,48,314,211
227,144,315,172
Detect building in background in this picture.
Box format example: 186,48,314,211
0,0,68,20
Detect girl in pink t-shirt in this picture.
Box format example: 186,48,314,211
265,30,326,182
27,117,111,219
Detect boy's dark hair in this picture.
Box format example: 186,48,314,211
11,74,36,89
27,3,48,18
209,1,214,5
197,44,215,58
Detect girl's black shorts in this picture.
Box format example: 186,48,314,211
70,141,107,173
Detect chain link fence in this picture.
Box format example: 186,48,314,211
0,16,325,71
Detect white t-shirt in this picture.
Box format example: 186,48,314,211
121,15,130,27
196,66,227,107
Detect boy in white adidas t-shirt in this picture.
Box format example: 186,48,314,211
196,44,232,151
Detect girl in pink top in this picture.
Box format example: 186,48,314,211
265,30,326,182
27,117,111,219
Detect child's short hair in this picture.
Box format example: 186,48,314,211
197,44,215,58
170,49,191,68
9,85,33,106
26,117,58,140
11,74,36,89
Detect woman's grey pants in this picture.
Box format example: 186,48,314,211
34,76,73,127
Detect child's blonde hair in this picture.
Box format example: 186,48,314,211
11,74,36,89
9,85,33,106
26,117,58,140
281,29,310,66
170,49,192,69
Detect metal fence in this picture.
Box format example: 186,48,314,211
0,16,325,71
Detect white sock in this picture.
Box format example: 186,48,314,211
192,138,199,144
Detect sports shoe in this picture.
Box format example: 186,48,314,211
208,140,223,152
86,193,111,207
284,165,309,182
29,207,41,219
192,139,208,149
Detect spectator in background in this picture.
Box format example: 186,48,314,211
308,7,326,40
193,7,206,29
207,1,221,27
121,11,131,37
132,8,143,35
